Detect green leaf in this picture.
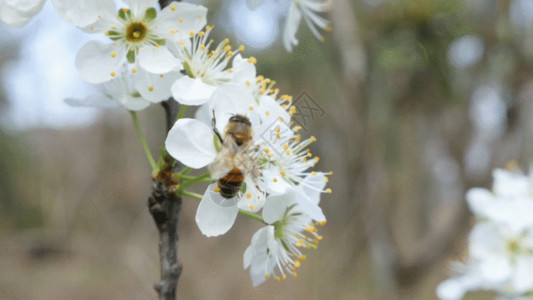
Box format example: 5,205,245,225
144,7,157,22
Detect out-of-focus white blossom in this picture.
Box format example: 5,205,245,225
437,166,533,299
0,0,45,27
283,0,331,52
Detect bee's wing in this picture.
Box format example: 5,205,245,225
209,146,235,179
234,144,261,182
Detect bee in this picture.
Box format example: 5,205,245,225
210,112,261,199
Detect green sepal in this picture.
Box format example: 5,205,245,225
153,38,167,46
118,8,131,21
127,49,136,64
107,30,121,41
183,61,193,78
213,132,222,151
144,7,157,22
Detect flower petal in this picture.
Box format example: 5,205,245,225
171,77,216,106
138,45,181,74
123,0,157,15
152,2,207,42
52,0,116,29
262,190,296,224
134,68,181,103
237,177,266,212
64,94,120,109
282,1,301,52
165,118,217,168
75,41,125,84
0,0,44,27
195,184,239,237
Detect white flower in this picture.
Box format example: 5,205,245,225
0,0,45,27
165,117,267,237
243,187,326,286
65,71,151,111
171,26,257,106
438,165,533,299
283,0,331,52
53,0,207,84
467,168,533,231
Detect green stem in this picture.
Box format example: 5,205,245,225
239,209,265,223
177,172,213,192
130,111,158,171
178,167,192,176
180,190,203,200
176,105,186,121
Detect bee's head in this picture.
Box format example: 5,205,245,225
227,115,252,145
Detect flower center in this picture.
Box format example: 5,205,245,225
126,22,147,43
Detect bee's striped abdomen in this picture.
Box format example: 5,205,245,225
218,167,244,198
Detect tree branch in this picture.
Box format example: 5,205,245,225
148,2,183,299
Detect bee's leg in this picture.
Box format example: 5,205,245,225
212,110,223,143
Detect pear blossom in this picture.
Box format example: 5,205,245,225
64,70,151,111
283,0,331,52
0,0,45,27
171,26,257,106
437,165,533,299
53,0,207,85
243,187,326,286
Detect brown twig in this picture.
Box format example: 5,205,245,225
148,2,183,299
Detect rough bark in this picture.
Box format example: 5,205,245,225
150,2,183,298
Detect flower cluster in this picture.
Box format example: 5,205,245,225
437,166,533,299
165,54,331,284
3,0,331,287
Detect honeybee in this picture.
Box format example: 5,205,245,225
210,113,261,199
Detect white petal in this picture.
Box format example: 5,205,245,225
262,165,292,195
0,5,31,27
469,222,506,260
282,1,301,52
300,172,327,205
237,177,266,212
262,191,295,224
256,94,290,125
52,0,116,28
152,2,206,41
195,184,239,237
123,0,157,15
465,188,493,217
117,95,151,111
1,0,44,27
171,77,216,105
231,54,256,87
512,257,533,293
138,45,181,74
134,68,181,103
64,94,120,109
436,276,472,300
75,41,125,84
492,168,530,197
165,118,217,168
478,256,511,283
153,2,207,38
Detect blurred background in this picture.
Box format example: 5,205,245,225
1,0,532,299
